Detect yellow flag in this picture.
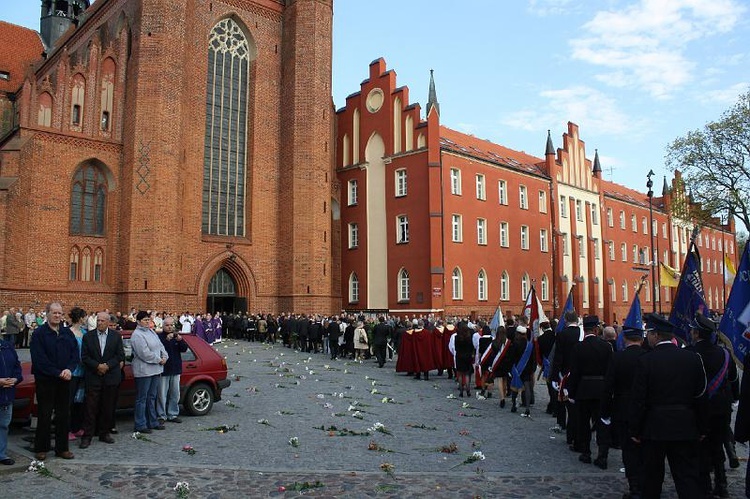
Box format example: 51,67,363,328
660,262,680,288
724,254,737,284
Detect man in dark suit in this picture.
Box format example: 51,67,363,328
567,316,612,466
629,314,708,499
550,310,581,446
689,313,737,498
79,311,125,448
372,316,392,368
600,325,646,496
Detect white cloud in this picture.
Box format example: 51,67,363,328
527,0,577,16
696,82,750,107
569,0,746,98
501,85,647,136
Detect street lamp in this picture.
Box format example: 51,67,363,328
646,170,656,313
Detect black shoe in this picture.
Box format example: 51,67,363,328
511,405,517,413
110,428,118,435
136,428,152,434
499,399,506,408
167,417,182,423
152,425,166,430
729,457,740,469
79,437,91,449
459,391,464,397
1,458,15,465
593,457,607,470
99,434,115,444
579,454,592,464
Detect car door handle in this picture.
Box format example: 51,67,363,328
185,364,198,369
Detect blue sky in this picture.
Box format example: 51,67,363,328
5,0,749,193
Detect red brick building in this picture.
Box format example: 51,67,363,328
0,0,339,314
336,59,737,323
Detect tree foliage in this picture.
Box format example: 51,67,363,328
666,89,750,235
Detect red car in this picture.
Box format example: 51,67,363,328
13,332,230,423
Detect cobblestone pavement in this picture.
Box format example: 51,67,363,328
2,340,747,498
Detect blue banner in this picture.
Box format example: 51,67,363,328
555,288,575,334
669,244,710,343
719,243,750,365
617,292,644,351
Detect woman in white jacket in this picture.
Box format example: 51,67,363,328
353,322,369,361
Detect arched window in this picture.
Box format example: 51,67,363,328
94,248,103,282
342,134,350,166
611,280,617,302
208,268,236,295
71,73,85,127
38,92,53,127
349,272,359,303
202,18,251,236
393,97,401,154
81,247,92,282
71,163,107,235
500,271,509,301
404,115,413,151
398,268,410,301
100,58,116,132
352,109,360,163
541,274,549,301
622,280,628,302
521,273,530,300
451,267,463,300
69,247,80,281
477,269,487,301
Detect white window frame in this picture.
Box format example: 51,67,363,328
620,211,626,229
452,214,463,242
541,274,549,301
520,225,529,250
560,196,568,218
498,180,508,205
398,269,410,301
500,222,509,247
476,174,486,201
397,215,409,244
477,218,487,245
575,199,583,221
348,222,358,249
540,228,548,252
519,185,528,209
500,271,509,301
347,179,358,206
451,268,463,300
591,203,598,225
538,190,547,213
395,168,407,197
348,273,359,303
607,208,613,227
609,241,615,261
477,270,487,301
450,168,462,195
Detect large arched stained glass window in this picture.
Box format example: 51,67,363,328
202,18,250,236
71,164,107,235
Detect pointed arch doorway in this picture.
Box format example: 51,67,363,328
206,268,247,314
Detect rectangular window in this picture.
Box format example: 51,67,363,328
562,233,569,256
519,185,528,209
452,214,463,242
620,211,626,229
69,262,77,281
575,199,583,221
662,223,667,238
631,215,637,232
397,216,409,244
520,225,529,250
476,174,486,200
500,222,509,247
348,223,359,248
633,244,639,263
560,196,568,218
621,243,627,262
498,180,508,205
609,241,615,261
101,111,110,131
72,104,81,126
450,168,462,195
593,238,600,259
538,191,547,213
642,217,648,234
347,180,358,206
540,228,548,252
477,218,487,245
591,203,598,225
395,169,407,197
94,263,102,282
607,208,613,227
578,236,585,257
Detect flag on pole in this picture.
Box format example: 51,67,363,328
523,285,548,339
718,242,750,365
660,262,681,288
669,239,710,343
488,304,505,337
617,288,644,351
724,253,738,284
555,287,576,334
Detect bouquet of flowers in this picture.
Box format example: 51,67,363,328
174,481,190,498
181,445,196,456
368,422,393,436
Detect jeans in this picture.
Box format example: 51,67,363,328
134,375,160,430
157,374,181,420
0,403,11,459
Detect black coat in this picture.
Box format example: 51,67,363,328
689,339,737,416
600,344,645,421
550,324,580,381
80,328,125,387
567,335,612,401
372,322,391,346
629,342,708,441
734,355,750,443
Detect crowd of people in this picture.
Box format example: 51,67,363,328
2,303,750,498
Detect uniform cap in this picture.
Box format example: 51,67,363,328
582,315,600,330
691,312,717,338
645,313,675,334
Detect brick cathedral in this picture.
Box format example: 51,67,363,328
0,0,339,314
0,1,738,322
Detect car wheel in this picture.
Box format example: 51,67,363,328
185,383,214,416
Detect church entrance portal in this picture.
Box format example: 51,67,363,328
206,268,247,314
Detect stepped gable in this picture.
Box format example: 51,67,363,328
439,125,548,178
0,21,44,93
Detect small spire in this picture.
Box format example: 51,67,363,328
426,69,440,117
662,176,669,196
592,149,602,174
545,130,554,156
